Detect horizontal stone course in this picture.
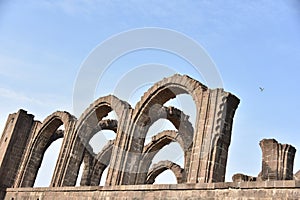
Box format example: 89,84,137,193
5,180,300,192
4,181,300,199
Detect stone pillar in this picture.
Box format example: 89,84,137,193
259,139,296,180
105,109,133,186
0,110,34,188
188,89,239,183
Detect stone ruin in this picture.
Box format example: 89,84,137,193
0,74,299,199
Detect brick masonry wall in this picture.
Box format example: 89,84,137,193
4,180,300,200
0,110,34,188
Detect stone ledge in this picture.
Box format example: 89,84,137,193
6,180,300,193
4,182,300,200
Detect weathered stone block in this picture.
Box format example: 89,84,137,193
259,139,296,181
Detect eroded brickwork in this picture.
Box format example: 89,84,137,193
232,138,297,183
259,139,296,181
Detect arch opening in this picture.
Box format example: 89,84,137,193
34,136,63,187
151,143,184,168
132,75,205,150
79,140,114,186
77,106,119,187
153,169,177,184
99,167,109,186
146,160,186,184
145,119,177,145
16,111,76,188
76,162,84,186
163,94,196,129
72,95,130,186
135,100,194,184
89,129,116,154
136,131,187,184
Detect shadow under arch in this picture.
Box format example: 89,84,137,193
146,160,186,184
14,111,76,187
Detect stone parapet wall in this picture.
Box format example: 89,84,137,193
4,180,300,199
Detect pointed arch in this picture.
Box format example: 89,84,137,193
75,95,131,144
61,95,131,186
144,130,188,154
131,106,194,184
136,130,189,184
15,111,76,187
130,75,202,149
132,74,206,131
146,160,186,184
121,74,205,184
134,74,206,117
118,74,239,185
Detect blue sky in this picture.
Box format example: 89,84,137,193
1,0,300,186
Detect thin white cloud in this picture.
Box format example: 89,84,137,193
0,87,45,106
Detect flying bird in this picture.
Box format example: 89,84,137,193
259,87,264,92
